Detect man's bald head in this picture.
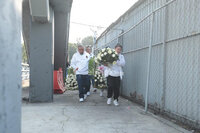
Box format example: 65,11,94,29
78,45,84,55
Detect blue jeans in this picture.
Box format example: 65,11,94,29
88,75,94,90
76,75,90,98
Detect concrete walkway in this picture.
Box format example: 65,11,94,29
22,90,191,133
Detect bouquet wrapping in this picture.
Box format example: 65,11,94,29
96,47,119,65
66,67,78,90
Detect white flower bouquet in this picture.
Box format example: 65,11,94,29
94,68,107,89
96,47,119,65
66,67,78,90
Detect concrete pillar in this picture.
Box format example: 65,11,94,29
0,0,22,133
54,12,70,77
29,7,54,102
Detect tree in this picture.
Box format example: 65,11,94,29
68,43,77,62
81,36,94,46
22,43,28,63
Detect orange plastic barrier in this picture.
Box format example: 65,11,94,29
54,68,66,94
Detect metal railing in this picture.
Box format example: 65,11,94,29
22,63,29,80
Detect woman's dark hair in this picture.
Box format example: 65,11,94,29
115,43,123,49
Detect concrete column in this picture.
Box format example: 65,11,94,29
54,12,70,76
29,7,54,102
0,0,22,133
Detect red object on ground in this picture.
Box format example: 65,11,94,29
53,68,66,94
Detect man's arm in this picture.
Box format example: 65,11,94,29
70,54,77,70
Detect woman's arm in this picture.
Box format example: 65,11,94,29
117,55,125,67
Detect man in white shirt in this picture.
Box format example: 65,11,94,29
86,45,96,95
71,45,90,102
86,45,94,58
104,44,125,106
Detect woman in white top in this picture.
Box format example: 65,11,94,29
104,44,125,106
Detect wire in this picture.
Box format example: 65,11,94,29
70,21,106,29
70,21,123,31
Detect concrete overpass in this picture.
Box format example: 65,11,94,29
0,0,72,132
22,0,72,102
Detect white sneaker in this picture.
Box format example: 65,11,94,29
113,100,119,106
107,98,112,105
100,91,103,97
87,91,90,96
79,98,84,102
93,88,97,92
84,94,87,100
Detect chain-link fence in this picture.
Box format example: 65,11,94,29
95,0,200,129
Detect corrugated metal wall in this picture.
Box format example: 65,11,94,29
96,0,200,128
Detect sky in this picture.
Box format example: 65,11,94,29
69,0,138,43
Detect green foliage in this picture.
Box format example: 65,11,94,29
88,57,96,75
22,43,28,63
68,43,77,62
81,36,93,46
67,67,75,75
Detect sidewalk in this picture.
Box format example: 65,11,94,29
22,90,192,133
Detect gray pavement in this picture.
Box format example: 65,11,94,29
22,90,191,133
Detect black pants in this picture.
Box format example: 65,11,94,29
76,75,90,98
107,76,120,100
88,75,94,92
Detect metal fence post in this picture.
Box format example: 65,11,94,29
145,13,155,113
118,30,124,95
161,0,169,112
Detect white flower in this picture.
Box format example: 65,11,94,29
97,56,102,61
102,48,106,52
112,54,116,57
104,52,107,55
101,54,104,57
94,58,98,63
107,47,111,50
108,50,112,54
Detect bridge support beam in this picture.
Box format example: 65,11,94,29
54,12,70,76
29,7,54,102
0,0,22,133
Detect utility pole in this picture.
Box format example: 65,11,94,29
90,28,98,54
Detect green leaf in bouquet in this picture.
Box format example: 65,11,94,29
88,57,96,75
67,67,75,75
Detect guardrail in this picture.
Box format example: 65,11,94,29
22,63,29,80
